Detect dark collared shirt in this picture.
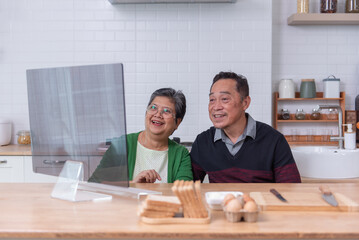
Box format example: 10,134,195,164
213,113,256,156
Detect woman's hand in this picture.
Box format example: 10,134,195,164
132,169,162,183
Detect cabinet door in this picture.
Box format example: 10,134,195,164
0,156,24,182
24,156,58,183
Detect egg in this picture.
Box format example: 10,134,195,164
242,193,255,203
222,193,235,207
225,198,242,212
243,200,258,212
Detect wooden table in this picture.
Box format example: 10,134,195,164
1,183,359,239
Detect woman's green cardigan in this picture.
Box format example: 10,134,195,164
89,132,193,183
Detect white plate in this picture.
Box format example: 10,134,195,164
205,191,243,210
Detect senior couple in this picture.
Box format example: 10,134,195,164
90,72,301,184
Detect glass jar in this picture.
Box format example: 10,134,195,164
310,109,321,120
327,108,338,120
281,109,290,120
321,0,338,13
297,0,309,13
17,130,31,145
295,109,306,120
346,0,359,13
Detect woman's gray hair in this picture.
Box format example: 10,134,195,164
147,88,186,123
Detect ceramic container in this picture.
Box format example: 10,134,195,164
300,79,316,98
323,75,340,98
0,119,12,146
278,79,295,98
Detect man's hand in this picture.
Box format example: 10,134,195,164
132,169,162,183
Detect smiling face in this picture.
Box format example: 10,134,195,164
145,96,181,139
208,79,250,134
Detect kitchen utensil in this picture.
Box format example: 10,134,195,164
270,188,288,202
319,185,338,207
250,192,358,211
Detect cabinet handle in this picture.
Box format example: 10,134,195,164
0,160,7,164
43,160,66,165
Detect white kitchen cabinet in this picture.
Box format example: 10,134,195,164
24,156,58,183
0,156,24,182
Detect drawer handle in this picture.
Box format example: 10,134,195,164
43,160,66,165
0,160,8,164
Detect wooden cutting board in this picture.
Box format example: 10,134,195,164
250,192,359,212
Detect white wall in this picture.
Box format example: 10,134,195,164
1,0,358,145
0,0,272,143
272,0,359,136
273,0,359,110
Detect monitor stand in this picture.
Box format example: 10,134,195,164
51,160,161,202
51,160,112,202
77,181,162,199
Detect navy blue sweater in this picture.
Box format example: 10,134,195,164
190,122,301,183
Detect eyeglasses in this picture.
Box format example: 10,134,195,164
146,104,175,119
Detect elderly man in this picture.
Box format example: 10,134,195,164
190,72,301,183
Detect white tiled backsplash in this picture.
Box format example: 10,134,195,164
0,0,358,144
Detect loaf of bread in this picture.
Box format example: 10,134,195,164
139,181,208,219
172,180,208,218
138,194,182,218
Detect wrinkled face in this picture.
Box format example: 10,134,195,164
208,79,250,131
145,96,181,138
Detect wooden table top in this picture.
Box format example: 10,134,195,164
0,144,31,156
1,183,359,239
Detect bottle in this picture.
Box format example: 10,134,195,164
281,109,290,120
321,0,338,13
295,109,306,120
310,108,321,120
343,124,356,150
297,0,309,13
346,0,359,13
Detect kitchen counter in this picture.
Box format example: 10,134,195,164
0,144,31,156
2,145,359,183
1,183,359,239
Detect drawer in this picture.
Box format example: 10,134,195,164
31,155,89,180
0,156,24,182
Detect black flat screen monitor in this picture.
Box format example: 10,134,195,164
27,63,128,188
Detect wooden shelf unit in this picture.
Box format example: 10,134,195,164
273,92,345,146
287,13,359,25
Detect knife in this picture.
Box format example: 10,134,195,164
270,188,288,202
319,185,338,207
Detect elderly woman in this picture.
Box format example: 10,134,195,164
89,88,193,183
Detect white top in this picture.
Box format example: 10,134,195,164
133,141,168,183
